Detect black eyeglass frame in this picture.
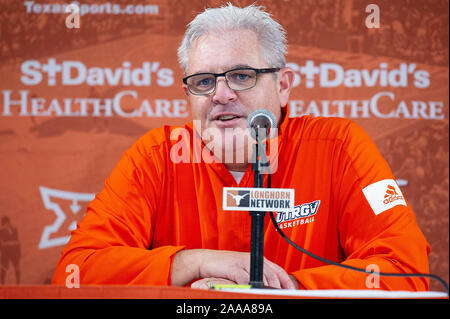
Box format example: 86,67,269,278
182,67,281,95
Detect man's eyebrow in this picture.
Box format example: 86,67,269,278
191,64,255,75
230,64,253,69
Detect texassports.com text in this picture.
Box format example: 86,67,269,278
23,1,160,16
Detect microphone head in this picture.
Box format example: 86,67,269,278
247,109,277,139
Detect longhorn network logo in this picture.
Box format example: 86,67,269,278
223,187,295,212
39,186,95,249
226,190,250,207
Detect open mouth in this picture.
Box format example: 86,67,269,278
216,114,240,121
211,112,245,128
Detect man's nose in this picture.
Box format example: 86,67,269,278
212,77,238,104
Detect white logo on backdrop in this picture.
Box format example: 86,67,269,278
38,186,95,249
0,58,445,120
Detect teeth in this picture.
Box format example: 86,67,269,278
218,115,237,121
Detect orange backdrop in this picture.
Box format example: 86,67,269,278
0,0,448,291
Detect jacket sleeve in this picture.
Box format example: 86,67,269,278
291,121,431,291
52,137,185,285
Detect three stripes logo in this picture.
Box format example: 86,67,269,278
362,179,407,216
383,184,404,205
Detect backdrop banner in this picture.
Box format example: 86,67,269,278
0,0,448,291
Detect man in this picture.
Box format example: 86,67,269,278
52,4,430,290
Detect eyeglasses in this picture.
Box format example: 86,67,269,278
182,67,281,96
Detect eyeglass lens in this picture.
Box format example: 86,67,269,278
187,69,257,95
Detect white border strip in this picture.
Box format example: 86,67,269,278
217,288,448,299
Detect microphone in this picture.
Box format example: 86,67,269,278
246,109,277,139
246,109,277,288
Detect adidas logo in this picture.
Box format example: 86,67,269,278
362,179,407,216
383,185,404,204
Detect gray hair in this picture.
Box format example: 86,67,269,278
177,3,287,74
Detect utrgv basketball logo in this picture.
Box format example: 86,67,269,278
39,186,95,249
276,200,320,229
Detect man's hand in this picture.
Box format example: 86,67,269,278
171,249,296,289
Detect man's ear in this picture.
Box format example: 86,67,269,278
182,84,189,97
278,67,294,108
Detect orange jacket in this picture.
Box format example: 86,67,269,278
52,112,430,290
